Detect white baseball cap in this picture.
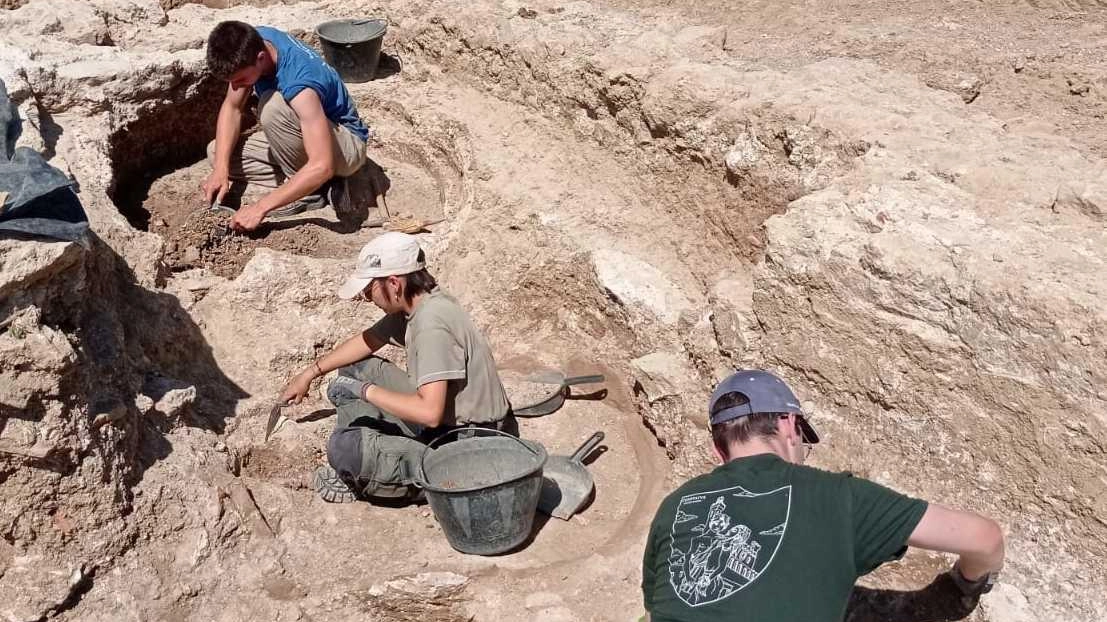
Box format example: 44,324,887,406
337,232,426,299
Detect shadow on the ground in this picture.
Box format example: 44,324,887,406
846,573,980,622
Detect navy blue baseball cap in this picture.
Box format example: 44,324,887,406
708,370,819,443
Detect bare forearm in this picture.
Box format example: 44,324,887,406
313,331,379,376
212,101,243,173
363,385,443,428
908,504,1005,580
956,532,1005,580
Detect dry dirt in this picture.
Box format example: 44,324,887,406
2,0,1107,621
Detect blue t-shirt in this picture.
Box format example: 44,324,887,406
254,26,369,141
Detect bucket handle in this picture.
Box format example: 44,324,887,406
415,426,538,487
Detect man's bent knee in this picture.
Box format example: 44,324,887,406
326,426,364,480
258,90,295,129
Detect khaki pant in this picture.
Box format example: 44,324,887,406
207,90,366,192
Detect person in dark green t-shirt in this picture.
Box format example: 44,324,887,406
642,370,1005,622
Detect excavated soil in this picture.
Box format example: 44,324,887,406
143,162,358,278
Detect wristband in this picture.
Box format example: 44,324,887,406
313,360,324,377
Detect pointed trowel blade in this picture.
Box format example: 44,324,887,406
264,402,283,441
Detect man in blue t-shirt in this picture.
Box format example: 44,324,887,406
201,21,372,231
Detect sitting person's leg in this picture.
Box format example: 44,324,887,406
324,425,425,502
317,356,425,502
327,355,421,437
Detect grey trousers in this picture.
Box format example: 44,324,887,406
326,357,427,500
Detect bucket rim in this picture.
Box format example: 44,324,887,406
418,431,548,495
315,18,388,45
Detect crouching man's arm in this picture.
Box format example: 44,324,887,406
908,504,1006,594
201,82,250,206
231,88,336,231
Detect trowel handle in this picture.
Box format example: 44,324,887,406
570,431,605,464
564,375,605,386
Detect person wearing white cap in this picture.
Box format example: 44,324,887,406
280,232,512,502
640,369,1005,622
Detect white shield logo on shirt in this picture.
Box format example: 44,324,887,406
666,484,792,607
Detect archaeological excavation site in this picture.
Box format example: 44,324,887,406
1,0,1105,620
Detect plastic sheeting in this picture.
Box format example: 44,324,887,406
0,78,90,246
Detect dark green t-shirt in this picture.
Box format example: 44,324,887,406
642,454,927,622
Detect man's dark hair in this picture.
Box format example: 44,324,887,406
402,251,437,301
711,413,784,459
206,21,265,80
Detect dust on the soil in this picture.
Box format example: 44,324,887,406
237,442,324,487
145,162,360,278
500,374,559,408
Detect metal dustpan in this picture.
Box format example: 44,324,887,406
538,431,604,520
513,371,605,417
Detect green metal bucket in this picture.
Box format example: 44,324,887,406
418,428,547,555
315,18,387,83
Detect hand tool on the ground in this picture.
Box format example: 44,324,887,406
512,371,605,417
210,199,235,240
264,401,284,441
538,431,604,520
384,216,446,234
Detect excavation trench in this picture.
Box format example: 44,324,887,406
8,9,867,620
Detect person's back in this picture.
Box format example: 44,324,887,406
644,455,925,621
642,370,1005,622
370,286,511,429
251,26,368,141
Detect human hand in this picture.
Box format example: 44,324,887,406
201,169,230,206
948,561,997,598
281,368,317,405
231,203,267,232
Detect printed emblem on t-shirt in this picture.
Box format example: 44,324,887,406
667,485,791,607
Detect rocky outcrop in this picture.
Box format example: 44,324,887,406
377,3,1107,619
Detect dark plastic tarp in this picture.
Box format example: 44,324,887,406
0,78,90,246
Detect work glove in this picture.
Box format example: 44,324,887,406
948,562,998,598
331,375,372,401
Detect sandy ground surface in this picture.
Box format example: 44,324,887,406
4,0,1107,620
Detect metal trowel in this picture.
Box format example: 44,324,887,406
264,402,284,441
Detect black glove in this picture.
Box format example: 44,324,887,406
948,562,997,598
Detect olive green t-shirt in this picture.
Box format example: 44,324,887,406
642,454,927,622
370,288,510,425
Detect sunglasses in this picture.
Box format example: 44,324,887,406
357,279,378,302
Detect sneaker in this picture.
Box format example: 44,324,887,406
269,193,327,218
325,176,353,214
312,465,357,503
